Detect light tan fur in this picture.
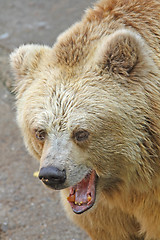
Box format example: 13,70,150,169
10,0,160,239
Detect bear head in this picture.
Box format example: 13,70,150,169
10,28,160,213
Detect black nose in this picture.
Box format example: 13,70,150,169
39,166,66,189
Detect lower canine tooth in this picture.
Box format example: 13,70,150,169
87,196,92,202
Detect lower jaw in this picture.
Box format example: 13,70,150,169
69,199,96,214
67,170,98,214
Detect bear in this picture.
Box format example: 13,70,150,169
10,0,160,239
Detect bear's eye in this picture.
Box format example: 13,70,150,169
35,129,46,141
74,129,89,142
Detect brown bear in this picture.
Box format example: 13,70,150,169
10,0,160,239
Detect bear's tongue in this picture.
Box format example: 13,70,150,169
67,170,97,214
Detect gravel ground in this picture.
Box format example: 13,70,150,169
0,0,93,239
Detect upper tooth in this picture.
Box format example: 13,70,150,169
42,178,49,182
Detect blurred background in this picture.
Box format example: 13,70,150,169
0,0,93,239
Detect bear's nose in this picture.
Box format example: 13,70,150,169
39,166,66,189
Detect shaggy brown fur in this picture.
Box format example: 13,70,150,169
10,0,160,239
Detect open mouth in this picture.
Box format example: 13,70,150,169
67,170,97,214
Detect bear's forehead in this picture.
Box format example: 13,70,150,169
24,75,110,134
25,81,89,128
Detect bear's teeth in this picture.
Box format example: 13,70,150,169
87,196,92,202
42,178,49,182
74,201,84,206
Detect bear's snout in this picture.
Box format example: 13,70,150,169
39,166,66,189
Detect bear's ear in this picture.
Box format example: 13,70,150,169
10,44,51,95
96,29,147,76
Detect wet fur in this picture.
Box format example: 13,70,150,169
10,0,160,239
